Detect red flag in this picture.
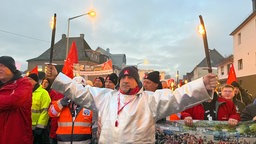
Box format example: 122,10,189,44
102,59,113,70
29,66,38,75
179,80,183,87
62,41,78,78
226,64,237,84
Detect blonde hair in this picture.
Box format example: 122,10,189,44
86,80,93,86
221,84,234,91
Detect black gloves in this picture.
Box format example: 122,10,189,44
60,97,70,107
33,127,44,136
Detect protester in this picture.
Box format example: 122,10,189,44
41,77,64,144
0,56,33,144
240,99,256,121
161,79,180,121
159,78,181,121
46,65,217,143
231,81,254,105
143,71,162,91
93,76,105,88
28,73,51,144
48,76,93,143
161,80,169,89
41,77,51,90
143,71,166,122
220,84,245,113
181,86,240,127
104,73,118,90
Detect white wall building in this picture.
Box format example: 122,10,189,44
230,1,256,95
217,55,233,82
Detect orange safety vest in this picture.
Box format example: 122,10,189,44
48,100,92,143
169,113,181,121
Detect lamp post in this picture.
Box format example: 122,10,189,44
198,15,212,73
66,10,96,59
176,70,179,86
136,59,149,69
136,62,143,68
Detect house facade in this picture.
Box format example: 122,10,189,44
95,47,126,74
187,49,224,81
27,34,126,81
229,1,256,95
217,55,233,84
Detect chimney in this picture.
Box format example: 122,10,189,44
253,0,256,11
106,48,110,53
62,34,66,39
80,34,84,38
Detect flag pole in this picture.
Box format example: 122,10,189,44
49,13,57,64
199,15,212,73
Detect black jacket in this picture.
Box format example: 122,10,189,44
240,99,256,121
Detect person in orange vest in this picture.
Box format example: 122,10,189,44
48,77,93,144
42,77,64,144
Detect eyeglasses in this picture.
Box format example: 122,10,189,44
222,90,233,93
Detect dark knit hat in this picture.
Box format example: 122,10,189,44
231,81,240,88
105,73,118,85
94,76,105,84
119,66,141,85
0,56,17,73
28,73,39,83
144,71,160,84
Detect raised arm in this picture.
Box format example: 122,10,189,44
148,73,218,121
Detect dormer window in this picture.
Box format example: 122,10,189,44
238,33,241,45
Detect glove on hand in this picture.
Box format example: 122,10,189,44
33,127,44,136
60,97,70,107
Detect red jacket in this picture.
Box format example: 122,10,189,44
0,77,33,144
48,89,64,139
181,96,240,121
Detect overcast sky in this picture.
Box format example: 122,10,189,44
0,0,253,77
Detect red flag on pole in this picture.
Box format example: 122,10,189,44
102,59,113,70
29,66,38,75
62,41,78,78
226,64,237,84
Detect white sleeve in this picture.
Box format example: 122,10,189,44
147,77,211,121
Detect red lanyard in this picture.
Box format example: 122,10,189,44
115,93,135,127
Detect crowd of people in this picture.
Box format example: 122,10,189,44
0,55,255,144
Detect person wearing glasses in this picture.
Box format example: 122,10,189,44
221,84,245,113
181,84,240,126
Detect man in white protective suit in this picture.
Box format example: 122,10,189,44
46,65,217,143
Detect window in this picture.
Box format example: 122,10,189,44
238,59,243,70
227,64,231,74
238,33,241,45
221,66,224,75
38,65,42,71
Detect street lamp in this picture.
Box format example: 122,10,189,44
66,10,96,59
176,70,179,86
136,62,143,68
136,59,149,69
198,15,212,73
